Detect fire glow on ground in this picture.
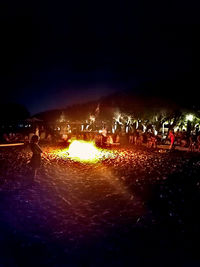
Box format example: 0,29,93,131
0,142,200,266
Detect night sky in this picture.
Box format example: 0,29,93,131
0,1,199,115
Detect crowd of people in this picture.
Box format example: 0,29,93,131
1,125,200,152
1,126,55,144
94,129,200,152
61,128,200,152
167,129,200,152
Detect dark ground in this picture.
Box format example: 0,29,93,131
0,145,200,267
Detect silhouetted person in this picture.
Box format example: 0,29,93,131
129,131,134,144
133,130,139,145
150,134,157,149
188,134,196,152
30,135,43,180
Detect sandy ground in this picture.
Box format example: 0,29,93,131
0,144,200,266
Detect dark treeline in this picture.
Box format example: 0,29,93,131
33,89,197,123
0,103,30,123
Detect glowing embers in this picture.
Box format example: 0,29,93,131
57,140,115,163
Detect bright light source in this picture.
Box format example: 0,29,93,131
67,140,100,162
186,114,194,122
55,140,115,163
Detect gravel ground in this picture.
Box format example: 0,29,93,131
0,144,200,267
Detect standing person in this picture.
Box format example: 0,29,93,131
175,129,181,146
147,132,152,148
115,134,120,144
35,126,40,137
129,130,134,144
107,134,113,148
30,135,43,180
168,130,175,150
134,130,139,145
151,134,157,149
188,134,196,152
101,128,107,147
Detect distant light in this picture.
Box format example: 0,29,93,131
186,114,194,122
143,125,147,132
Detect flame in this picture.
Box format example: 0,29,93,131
55,140,115,163
68,140,101,162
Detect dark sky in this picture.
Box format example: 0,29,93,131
0,1,199,114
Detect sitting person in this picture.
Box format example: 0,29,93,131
107,135,113,147
3,133,9,142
